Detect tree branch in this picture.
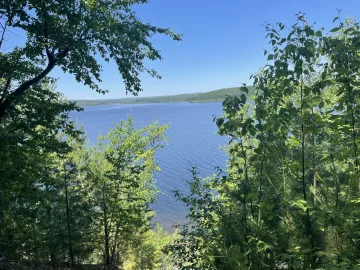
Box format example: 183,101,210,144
0,20,7,52
0,48,69,120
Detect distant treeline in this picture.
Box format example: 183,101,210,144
73,87,255,106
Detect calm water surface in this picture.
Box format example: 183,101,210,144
71,102,228,231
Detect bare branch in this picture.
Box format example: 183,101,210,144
0,19,7,52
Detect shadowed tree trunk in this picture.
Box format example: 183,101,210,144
64,164,75,266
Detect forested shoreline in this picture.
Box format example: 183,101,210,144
1,0,360,269
72,87,254,107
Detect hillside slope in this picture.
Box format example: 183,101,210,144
73,87,254,106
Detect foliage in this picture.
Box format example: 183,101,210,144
4,3,360,269
169,13,360,270
0,0,181,120
124,223,177,270
78,118,168,266
0,82,171,268
0,1,178,267
0,82,86,263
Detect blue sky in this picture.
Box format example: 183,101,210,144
49,0,360,99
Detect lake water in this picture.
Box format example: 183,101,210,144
71,102,228,231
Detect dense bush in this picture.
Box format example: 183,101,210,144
169,14,360,270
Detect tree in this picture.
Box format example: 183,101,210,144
127,223,176,270
0,95,172,267
169,13,360,270
0,82,84,263
0,0,181,120
78,118,168,268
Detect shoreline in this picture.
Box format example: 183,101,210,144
76,100,224,108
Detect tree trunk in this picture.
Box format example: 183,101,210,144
110,222,121,265
64,165,75,266
103,181,110,266
300,82,316,269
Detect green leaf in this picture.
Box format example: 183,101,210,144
315,251,325,257
333,17,339,22
330,27,341,33
315,30,322,37
291,138,301,145
267,54,274,60
240,86,249,94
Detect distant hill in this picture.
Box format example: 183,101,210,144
73,86,254,106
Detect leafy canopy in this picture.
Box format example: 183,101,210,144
0,0,181,118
